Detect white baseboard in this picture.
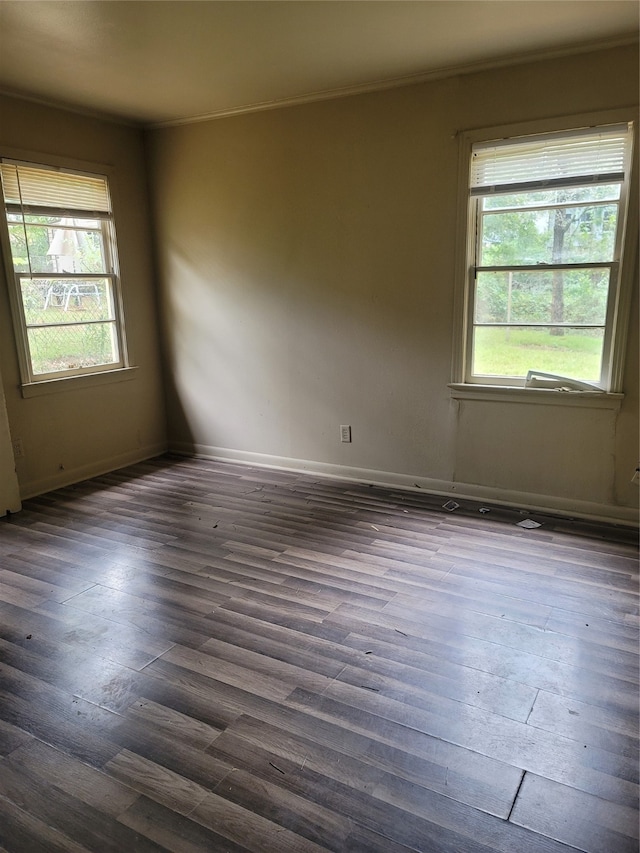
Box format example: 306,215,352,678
20,442,169,500
171,441,639,528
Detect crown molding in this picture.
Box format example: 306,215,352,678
0,33,636,130
149,33,639,129
0,87,141,128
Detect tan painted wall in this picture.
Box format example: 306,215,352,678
0,95,167,497
0,370,20,514
145,45,638,522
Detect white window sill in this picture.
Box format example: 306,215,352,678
21,366,138,398
448,383,624,410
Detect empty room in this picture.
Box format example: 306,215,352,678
0,2,637,851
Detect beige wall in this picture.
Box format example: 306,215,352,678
151,46,636,522
1,50,635,521
148,45,639,523
0,95,167,497
0,371,20,514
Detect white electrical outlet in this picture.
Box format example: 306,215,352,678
340,424,352,443
12,438,24,459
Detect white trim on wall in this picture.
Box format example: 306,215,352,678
2,35,631,131
171,442,639,527
19,442,168,500
151,35,639,128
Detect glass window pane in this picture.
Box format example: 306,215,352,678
480,203,618,265
23,215,102,229
475,269,610,326
20,278,115,325
27,322,118,375
8,222,31,272
482,184,621,211
472,325,604,382
14,217,108,274
2,161,125,383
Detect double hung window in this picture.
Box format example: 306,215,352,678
461,121,634,391
0,160,127,384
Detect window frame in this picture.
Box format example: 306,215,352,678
452,109,638,396
0,153,130,390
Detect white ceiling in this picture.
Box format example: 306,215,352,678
0,1,637,127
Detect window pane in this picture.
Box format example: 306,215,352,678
20,278,115,325
482,184,621,211
27,322,118,375
480,203,618,265
475,269,609,325
2,161,125,383
7,215,59,273
8,216,108,274
472,326,604,381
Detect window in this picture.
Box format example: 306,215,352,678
459,120,635,391
0,160,127,384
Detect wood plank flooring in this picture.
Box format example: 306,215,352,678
0,454,637,852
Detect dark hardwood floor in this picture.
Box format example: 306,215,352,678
0,455,637,853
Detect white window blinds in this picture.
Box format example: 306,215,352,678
470,123,631,196
0,161,112,217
